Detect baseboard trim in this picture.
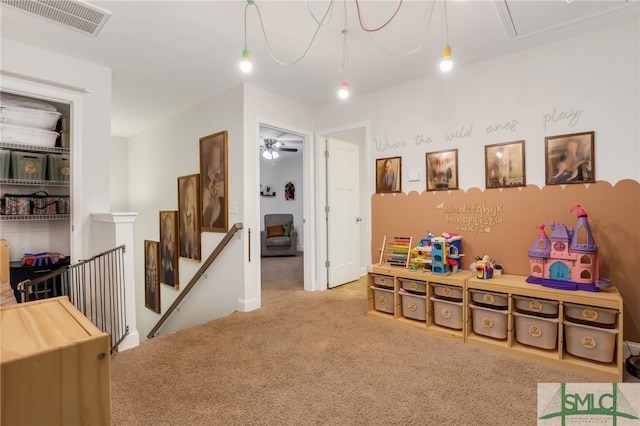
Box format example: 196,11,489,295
237,297,260,312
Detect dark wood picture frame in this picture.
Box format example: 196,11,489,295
484,140,526,189
199,130,228,232
178,174,202,261
545,131,595,185
376,156,402,193
144,239,161,313
426,149,458,191
159,210,179,289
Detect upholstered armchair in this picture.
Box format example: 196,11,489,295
261,213,297,257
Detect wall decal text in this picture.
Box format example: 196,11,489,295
374,134,408,152
445,123,474,141
543,107,585,130
486,119,520,134
442,201,504,235
414,134,434,145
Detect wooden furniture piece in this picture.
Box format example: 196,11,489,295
466,274,623,382
366,267,624,382
1,296,111,425
368,265,472,342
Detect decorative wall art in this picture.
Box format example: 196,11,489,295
144,239,161,313
484,140,526,189
545,131,595,185
426,149,458,191
178,174,202,261
285,181,295,200
376,156,402,193
200,130,228,232
159,210,179,289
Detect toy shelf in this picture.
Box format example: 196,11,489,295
366,268,624,382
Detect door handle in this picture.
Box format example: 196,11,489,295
356,217,362,222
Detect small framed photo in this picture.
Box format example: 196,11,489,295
376,156,402,193
144,240,160,314
545,131,594,185
159,210,179,289
484,140,526,189
284,180,296,200
200,130,228,232
178,174,202,261
426,149,458,191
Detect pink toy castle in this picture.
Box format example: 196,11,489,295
525,205,610,292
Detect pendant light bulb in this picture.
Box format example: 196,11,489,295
440,44,452,72
240,48,252,73
338,79,349,99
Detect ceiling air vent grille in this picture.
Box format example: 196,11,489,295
0,0,111,36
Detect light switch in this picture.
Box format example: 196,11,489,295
230,201,238,214
408,169,421,182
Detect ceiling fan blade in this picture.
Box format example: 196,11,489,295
279,147,298,152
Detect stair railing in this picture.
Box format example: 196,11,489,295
147,222,243,339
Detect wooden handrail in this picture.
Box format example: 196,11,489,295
147,223,244,338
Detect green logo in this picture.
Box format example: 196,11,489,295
539,383,639,425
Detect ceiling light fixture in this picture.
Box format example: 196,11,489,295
440,0,453,72
338,79,349,99
262,149,279,160
240,48,252,73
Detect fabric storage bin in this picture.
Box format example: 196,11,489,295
470,289,508,309
47,153,70,181
431,283,463,302
54,195,70,214
564,320,617,363
371,286,394,314
1,194,31,215
0,92,60,130
31,191,58,215
10,151,46,180
513,295,559,318
564,303,617,328
371,274,394,289
400,278,426,295
430,297,463,330
400,291,426,321
469,303,508,339
0,148,9,179
1,123,58,147
513,311,558,349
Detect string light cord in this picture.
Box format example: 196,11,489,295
245,0,335,66
365,0,437,56
339,0,349,73
354,0,403,32
443,0,449,46
304,0,335,26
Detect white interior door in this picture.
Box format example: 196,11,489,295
327,137,360,288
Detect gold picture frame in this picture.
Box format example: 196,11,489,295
484,140,526,189
144,239,160,313
199,130,228,232
178,174,202,261
159,210,179,289
545,131,595,185
426,149,458,191
375,156,402,193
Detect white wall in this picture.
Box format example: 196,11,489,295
1,40,112,260
110,136,129,212
260,155,304,250
127,85,245,338
313,19,640,193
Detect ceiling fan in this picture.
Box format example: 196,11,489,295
260,138,298,160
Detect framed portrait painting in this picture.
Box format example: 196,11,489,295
144,240,160,314
545,131,595,185
484,140,526,189
178,174,202,261
159,210,179,289
426,149,458,191
199,130,228,232
376,156,402,193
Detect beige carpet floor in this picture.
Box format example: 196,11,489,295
110,253,636,425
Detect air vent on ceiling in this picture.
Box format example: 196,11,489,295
0,0,111,36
